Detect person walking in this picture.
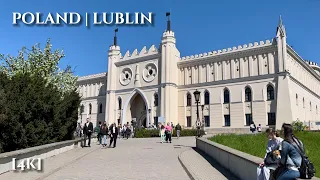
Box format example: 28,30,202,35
83,118,93,147
109,123,118,148
100,122,108,147
165,122,172,143
175,123,182,139
95,121,102,145
159,124,166,143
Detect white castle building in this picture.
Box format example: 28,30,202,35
77,16,320,131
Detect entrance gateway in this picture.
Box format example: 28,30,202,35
122,89,150,128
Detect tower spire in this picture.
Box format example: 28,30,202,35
114,28,118,46
166,12,171,32
276,15,286,37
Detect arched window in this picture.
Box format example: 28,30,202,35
303,98,305,108
118,97,122,110
224,89,230,103
99,103,103,113
187,93,192,106
267,85,274,100
245,87,252,102
89,103,92,114
296,94,298,106
80,104,84,113
154,93,158,107
204,91,210,105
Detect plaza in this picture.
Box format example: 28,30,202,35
0,137,237,180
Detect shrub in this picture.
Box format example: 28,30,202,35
134,128,205,138
292,119,307,131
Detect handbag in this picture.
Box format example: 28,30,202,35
264,151,280,166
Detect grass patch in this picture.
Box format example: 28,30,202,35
209,131,320,178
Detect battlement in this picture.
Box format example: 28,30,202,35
119,44,159,61
180,39,275,61
162,30,175,37
304,60,318,66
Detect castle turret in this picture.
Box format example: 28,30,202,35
159,12,180,124
275,16,293,129
105,28,121,124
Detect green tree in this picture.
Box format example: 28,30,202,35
0,40,81,153
0,39,78,94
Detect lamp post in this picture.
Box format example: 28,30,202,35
201,105,205,134
148,108,151,128
193,89,201,137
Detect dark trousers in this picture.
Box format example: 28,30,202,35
83,133,92,147
110,134,117,147
165,133,172,142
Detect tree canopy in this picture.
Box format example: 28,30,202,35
0,40,80,153
0,39,78,94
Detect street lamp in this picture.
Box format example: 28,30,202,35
201,105,205,132
193,89,201,137
148,108,151,128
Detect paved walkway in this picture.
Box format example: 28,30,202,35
1,136,238,180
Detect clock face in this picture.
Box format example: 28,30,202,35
143,63,157,82
120,67,132,86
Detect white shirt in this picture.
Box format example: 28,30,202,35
113,127,116,133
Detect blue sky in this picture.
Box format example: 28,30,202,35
0,0,319,76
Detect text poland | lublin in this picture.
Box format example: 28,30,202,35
12,12,81,25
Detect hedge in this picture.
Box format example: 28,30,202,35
134,129,205,138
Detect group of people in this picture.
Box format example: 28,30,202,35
158,122,182,143
258,123,315,180
77,118,121,148
250,121,262,133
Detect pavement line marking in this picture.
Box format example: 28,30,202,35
34,146,100,180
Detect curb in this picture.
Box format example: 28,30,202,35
178,150,195,180
34,146,100,180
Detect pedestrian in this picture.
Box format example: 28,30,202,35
109,123,118,148
118,123,122,139
159,124,166,143
175,123,181,139
165,122,172,143
100,122,108,147
95,121,102,145
83,118,93,147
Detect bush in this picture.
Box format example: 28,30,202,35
134,128,205,138
292,119,307,131
0,72,80,153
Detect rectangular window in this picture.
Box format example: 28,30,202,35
204,116,210,127
154,117,158,126
117,119,120,125
187,116,191,127
268,113,276,125
224,115,230,127
245,114,252,126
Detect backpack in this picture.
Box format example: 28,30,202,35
291,138,316,179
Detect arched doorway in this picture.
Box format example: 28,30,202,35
122,89,150,128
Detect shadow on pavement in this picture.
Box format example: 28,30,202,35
192,147,239,180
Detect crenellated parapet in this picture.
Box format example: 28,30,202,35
180,39,274,61
304,60,319,67
119,44,159,61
